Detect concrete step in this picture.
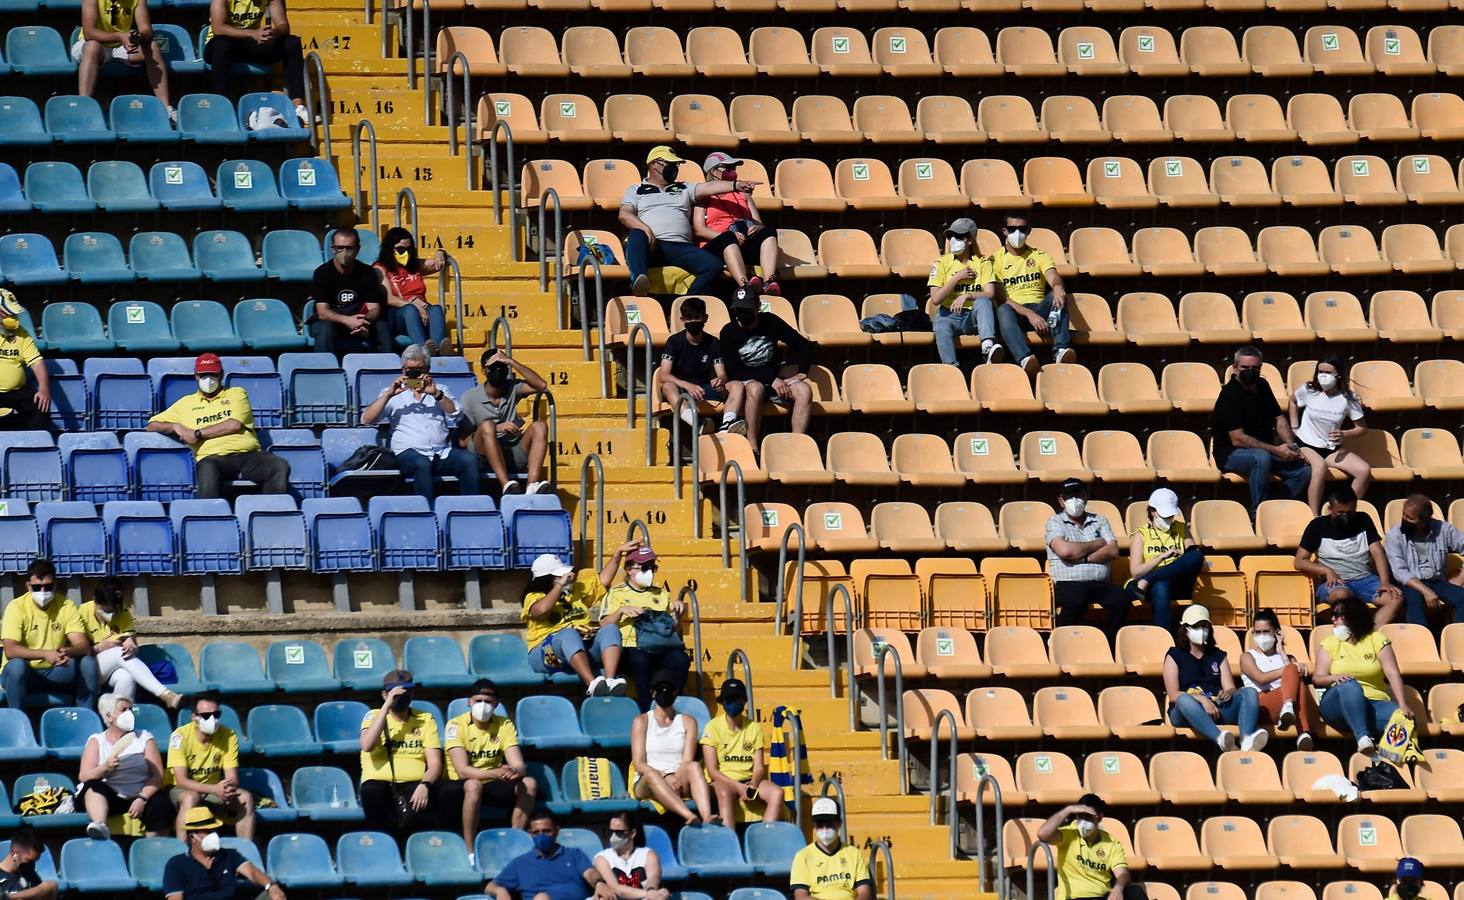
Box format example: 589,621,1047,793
841,794,932,815
896,881,995,900
324,87,429,130
556,428,671,468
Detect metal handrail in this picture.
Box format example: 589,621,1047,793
395,187,418,234
974,773,1007,899
486,120,519,260
352,120,380,233
668,389,699,502
868,840,897,900
928,709,959,863
786,711,805,832
419,0,433,125
624,321,654,432
374,0,386,48
725,649,754,716
626,519,652,547
302,52,330,160
402,0,415,89
532,390,559,491
1027,840,1056,900
817,776,849,846
872,643,907,793
679,584,704,695
441,51,476,189
791,579,856,734
577,453,605,572
772,523,806,635
487,315,513,355
717,461,747,600
436,255,465,355
536,188,566,328
573,233,605,365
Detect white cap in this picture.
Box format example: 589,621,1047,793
531,554,573,579
811,798,840,818
1180,605,1211,627
1147,487,1181,519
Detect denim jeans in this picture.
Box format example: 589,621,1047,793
1403,578,1464,625
995,292,1070,363
396,448,481,502
1319,678,1398,741
1221,448,1313,514
1315,575,1381,604
390,304,447,347
528,624,622,674
1167,687,1259,742
1125,547,1206,631
933,302,996,366
2,657,99,710
625,232,724,296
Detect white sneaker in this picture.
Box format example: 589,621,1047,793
1055,347,1077,365
295,104,311,127
1296,732,1314,751
1357,735,1376,755
167,105,178,125
502,481,524,495
467,852,476,869
1019,355,1039,377
606,676,628,696
87,821,110,841
527,480,553,495
981,340,1005,366
587,675,608,697
1216,731,1237,752
1241,729,1268,752
1276,701,1296,730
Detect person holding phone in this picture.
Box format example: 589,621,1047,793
74,0,171,111
1125,488,1204,632
1289,357,1370,515
361,344,480,502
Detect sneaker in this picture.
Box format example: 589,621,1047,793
587,675,609,697
1357,735,1376,755
1276,701,1296,731
1055,347,1077,365
982,341,1006,365
727,418,748,436
1019,355,1039,377
161,689,184,710
467,852,476,869
87,821,110,841
606,676,628,696
746,276,763,290
631,273,651,297
1241,729,1268,752
167,105,178,125
761,280,782,296
527,480,553,495
1216,731,1237,752
1296,731,1314,751
295,104,311,127
502,481,524,495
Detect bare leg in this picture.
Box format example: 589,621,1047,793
787,380,813,435
1333,450,1372,503
461,778,482,848
1301,447,1328,515
723,243,748,284
682,762,715,823
757,233,781,282
1374,589,1402,627
722,380,745,421
600,644,621,679
522,420,548,484
232,791,256,842
83,788,110,827
712,781,739,825
174,790,200,841
635,769,697,824
474,421,513,486
512,776,537,829
77,42,104,98
756,779,785,822
568,649,595,687
742,381,766,447
660,382,682,416
142,41,171,106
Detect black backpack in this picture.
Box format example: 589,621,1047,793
341,445,397,473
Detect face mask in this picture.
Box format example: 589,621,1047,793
659,163,679,183
1317,372,1338,390
31,589,52,608
1332,513,1353,530
113,709,135,732
199,832,220,854
1187,626,1209,646
1237,369,1261,387
949,238,969,254
393,249,411,266
736,313,757,329
1075,819,1098,839
196,714,219,736
653,688,677,709
1062,497,1086,518
532,833,556,854
471,701,494,723
197,375,221,395
1,317,18,332
609,831,633,851
633,569,655,589
335,247,357,263
95,607,114,623
1006,230,1027,249
683,321,705,338
391,693,414,712
1332,624,1352,642
815,828,839,847
1397,884,1421,900
1254,633,1276,652
722,700,745,717
1153,515,1174,530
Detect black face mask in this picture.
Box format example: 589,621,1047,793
1237,369,1261,386
735,312,757,328
1333,512,1353,530
653,688,677,708
391,693,414,712
1397,884,1421,900
684,322,705,337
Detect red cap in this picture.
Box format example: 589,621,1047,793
194,353,223,375
627,546,657,565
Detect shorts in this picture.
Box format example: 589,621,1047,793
168,786,243,823
527,624,620,674
742,379,790,407
1316,574,1381,602
476,778,520,808
503,440,528,470
689,380,726,403
72,41,135,62
1299,442,1339,458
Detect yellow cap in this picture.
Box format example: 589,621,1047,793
645,145,685,166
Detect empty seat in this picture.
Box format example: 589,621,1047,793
810,28,882,76
686,27,754,78
1150,751,1225,805
1259,227,1330,277
1071,228,1139,277
1148,159,1217,209
1183,27,1250,76
1289,94,1358,145
1122,28,1188,76
1244,26,1311,76
997,27,1064,76
1041,96,1108,143
1348,93,1419,141
853,96,920,144
1336,157,1404,205
1135,817,1211,870
1273,155,1343,206
934,28,1002,78
1099,684,1174,738
1165,96,1233,140
1304,26,1372,74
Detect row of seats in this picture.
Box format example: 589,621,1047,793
376,0,1462,13
0,231,335,289
0,91,308,145
1022,879,1460,900
1,25,290,77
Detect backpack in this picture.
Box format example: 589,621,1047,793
341,445,397,473
1354,760,1408,791
576,241,618,268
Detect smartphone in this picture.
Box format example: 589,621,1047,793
405,377,424,390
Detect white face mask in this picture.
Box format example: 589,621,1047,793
1332,624,1352,642
633,569,655,589
1062,497,1086,518
1006,230,1028,249
1254,633,1276,653
95,607,114,623
196,714,219,736
1317,372,1338,390
609,831,633,851
113,709,135,732
471,701,494,723
815,827,840,848
30,590,53,608
197,375,221,395
1075,819,1098,839
199,832,220,854
1153,514,1174,530
1186,626,1209,646
949,238,969,254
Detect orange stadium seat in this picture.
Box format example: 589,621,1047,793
852,97,921,144
559,26,630,77
980,96,1046,144
1436,291,1464,339
1088,158,1158,208
1116,292,1187,346
968,687,1043,741
854,628,923,678
436,27,509,76
902,689,976,741
805,501,881,553
1034,687,1111,740
727,96,795,145
1100,686,1176,740
1058,27,1128,75
911,97,984,145
808,27,882,76
1347,93,1419,141
1196,226,1268,276
1036,365,1109,416
1283,750,1349,803
563,230,628,277
1288,94,1359,145
498,26,571,76
1149,751,1225,805
1216,751,1293,804
791,96,858,143
1417,748,1464,799
1303,25,1373,74
1068,294,1124,346
686,27,755,78
521,160,594,210
1259,226,1331,276
982,558,1054,627
668,94,734,146
1382,225,1454,274
951,432,1023,484
1157,365,1221,416
1272,155,1343,206
1083,430,1156,482
1164,96,1233,141
603,94,672,143
582,160,639,210
1192,500,1266,551
933,502,1007,553
1149,429,1223,480
1071,228,1139,277
1366,26,1435,75
854,559,923,631
540,94,610,142
1016,751,1084,803
842,364,912,414
1211,157,1282,208
961,160,1030,208
1397,156,1464,204
479,92,550,142
1121,28,1189,76
1041,96,1109,144
1243,26,1311,76
1345,752,1425,803
1306,289,1380,339
1149,159,1219,208
1178,293,1249,343
1415,364,1464,411
1098,365,1171,415
761,433,834,486
1136,818,1211,870
743,502,804,551
1269,815,1347,867
1372,291,1445,341
1133,229,1204,275
1414,92,1464,138
970,366,1045,416
1257,499,1312,549
1116,625,1175,677
825,432,897,486
1451,225,1464,265
747,27,818,77
774,160,843,212
896,161,965,210
917,624,992,677
1020,431,1090,483
997,27,1066,77
624,26,692,77
1049,625,1125,677
833,161,903,211
932,28,1002,77
1349,360,1421,411
1401,815,1464,868
1227,95,1297,142
869,28,942,77
798,294,869,347
1335,157,1405,205
956,752,1024,805
1203,816,1279,870
907,365,980,414
891,436,966,489
1105,96,1171,143
1182,27,1251,76
1323,886,1385,900
698,433,769,484
1339,815,1404,871
1243,291,1315,341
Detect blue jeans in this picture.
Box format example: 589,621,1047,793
625,232,723,296
1167,687,1259,743
390,304,447,347
933,302,997,366
1220,448,1313,514
396,448,481,502
528,624,621,674
1126,547,1206,631
1315,575,1381,604
1404,578,1464,625
2,656,100,710
995,292,1070,363
1319,678,1398,741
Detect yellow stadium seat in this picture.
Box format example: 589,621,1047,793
1334,157,1405,206
1243,26,1311,76
906,365,979,415
982,558,1054,628
1380,622,1449,676
539,94,610,142
436,27,508,77
972,365,1044,414
923,561,992,626
1400,814,1464,866
790,95,858,144
1026,157,1094,207
889,435,964,489
1288,94,1359,145
1402,428,1464,478
805,501,881,553
727,95,795,146
624,26,692,76
912,96,985,145
1105,96,1171,143
1149,751,1225,804
1303,25,1372,74
868,28,940,76
1437,290,1464,339
1196,226,1268,276
1272,155,1343,207
902,689,976,740
1033,686,1110,740
1100,685,1176,739
969,687,1043,741
996,27,1065,76
686,27,755,77
849,97,919,144
1001,818,1046,869
1348,360,1420,411
833,160,902,212
1269,815,1347,867
918,625,993,677
563,231,628,277
979,96,1046,144
808,27,881,76
1227,94,1297,141
1348,93,1420,140
603,94,673,143
1366,25,1434,74
1121,28,1188,76
784,560,856,625
774,160,843,212
1338,815,1405,870
697,434,769,485
841,364,912,414
1182,27,1250,76
881,229,943,279
667,94,734,146
1069,294,1125,347
582,159,646,210
743,502,803,552
1216,751,1293,803
1116,292,1187,345
1178,293,1249,343
1416,362,1464,410
1259,226,1331,277
1016,750,1083,803
1136,817,1211,870
479,93,550,143
1133,229,1204,276
747,27,818,77
948,432,1021,485
1372,291,1444,341
958,160,1026,208
760,432,834,486
1036,365,1108,415
498,26,570,76
559,26,630,77
1430,26,1464,72
1071,228,1138,277
1149,429,1222,481
1282,750,1348,803
1204,816,1279,870
957,752,1026,805
1084,751,1161,803
1088,158,1158,208
1323,885,1385,900
798,294,869,347
854,629,924,678
1027,228,1076,277
1414,94,1464,144
1041,96,1110,144
1084,429,1159,482
1050,625,1125,677
1256,500,1312,549
987,626,1061,679
1115,626,1173,676
1058,26,1127,74
521,160,594,210
1192,500,1266,551
1382,225,1453,274
1164,96,1233,141
1242,291,1315,342
605,296,671,347
853,559,923,631
825,432,897,486
1098,365,1171,415
1148,159,1218,208
1417,747,1464,799
1210,157,1282,208
933,502,1007,553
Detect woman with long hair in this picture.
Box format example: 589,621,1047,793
374,227,451,355
1289,357,1370,514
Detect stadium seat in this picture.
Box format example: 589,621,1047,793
1136,817,1211,870
279,159,350,209
123,432,193,502
230,299,306,353
304,498,373,573
194,231,261,282
743,822,804,877
169,498,242,575
1337,815,1404,871
110,94,178,143
336,832,412,887
176,94,246,143
1414,364,1464,412
128,232,200,282
230,493,306,571
987,627,1061,680
1381,226,1452,274
1202,816,1279,870
268,833,345,888
150,161,221,210
402,636,473,689
102,499,173,574
1259,227,1330,277
1024,157,1092,206
579,696,638,749
59,232,132,285
1194,226,1266,277
1039,95,1105,143
217,159,289,212
474,828,533,880
248,705,324,757
7,26,74,75
1227,95,1295,142
106,300,180,352
0,233,63,286
0,500,39,573
129,837,186,890
266,640,339,692
199,642,273,694
961,685,1039,741
499,26,569,77
826,432,896,486
0,432,59,501
501,495,572,566
1416,748,1464,800
559,758,637,813
290,766,364,821
436,496,506,570
370,496,440,571
1272,155,1342,206
1164,96,1231,140
0,708,44,761
60,837,135,891
24,161,94,214
542,93,611,143
0,164,26,215
82,160,159,213
1015,750,1083,804
1148,751,1224,805
0,98,49,147
44,95,111,144
1304,26,1372,74
12,772,89,827
313,700,370,753
1032,686,1109,741
40,706,101,759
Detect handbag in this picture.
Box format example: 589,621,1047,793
342,445,398,473
1355,760,1409,791
634,610,685,653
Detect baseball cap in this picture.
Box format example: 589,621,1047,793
1147,488,1182,519
646,145,685,165
730,284,762,311
0,289,21,321
532,554,573,579
945,217,978,237
1397,859,1424,880
703,151,743,172
717,678,748,701
382,669,416,690
183,807,226,831
1058,477,1088,497
195,353,223,375
627,547,657,566
811,798,840,819
1180,605,1212,627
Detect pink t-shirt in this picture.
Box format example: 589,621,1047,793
374,263,428,304
699,193,752,247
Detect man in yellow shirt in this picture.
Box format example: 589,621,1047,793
442,679,536,858
168,693,255,843
1,558,97,710
1037,794,1138,900
0,290,51,432
359,669,449,834
790,798,872,900
929,217,1003,368
146,353,289,500
988,214,1077,376
700,679,783,824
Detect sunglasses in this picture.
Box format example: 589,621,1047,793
609,829,633,838
27,582,55,591
1004,225,1031,234
195,711,220,720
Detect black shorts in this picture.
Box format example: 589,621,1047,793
1299,442,1336,458
690,380,726,403
78,780,176,833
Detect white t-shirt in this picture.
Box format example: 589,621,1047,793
1293,386,1364,451
1241,648,1286,692
595,846,654,890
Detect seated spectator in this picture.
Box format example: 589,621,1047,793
1387,494,1464,626
459,351,550,496
989,214,1075,375
168,693,254,845
1315,594,1411,754
620,145,761,297
599,546,689,711
1390,859,1427,900
790,798,872,900
630,673,714,826
701,678,783,824
0,826,57,900
930,217,1002,368
1035,794,1141,900
358,670,451,834
1,559,97,710
1211,345,1311,515
1047,479,1128,638
1125,487,1203,632
443,679,536,857
1241,608,1316,750
309,229,391,354
1290,357,1371,515
658,297,746,436
522,550,629,697
593,811,671,900
75,0,170,111
694,151,781,296
0,290,51,432
361,344,479,502
164,807,286,900
1163,605,1264,752
79,693,173,840
80,576,183,709
1295,485,1402,624
488,809,615,900
374,227,452,356
146,353,290,500
205,0,306,126
720,284,814,451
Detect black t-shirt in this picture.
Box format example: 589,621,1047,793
1166,646,1228,696
161,848,248,900
1299,514,1382,582
718,314,813,385
310,260,384,318
0,860,42,894
661,331,721,383
1211,378,1281,466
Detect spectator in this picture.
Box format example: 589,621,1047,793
1315,594,1411,754
375,227,452,356
593,811,671,900
80,576,182,709
693,151,781,296
488,809,615,900
442,679,536,858
1241,608,1316,751
1047,479,1128,639
1289,357,1371,515
930,217,1002,368
598,546,689,711
658,296,746,437
521,549,629,697
1386,494,1464,626
1124,487,1203,632
75,0,170,111
620,145,760,297
164,807,285,900
0,826,57,900
1163,605,1265,752
0,290,51,432
1035,794,1139,900
1295,485,1402,624
1390,859,1427,900
146,353,290,500
1211,345,1311,515
362,344,479,502
204,0,305,126
701,678,783,824
630,672,714,826
989,214,1075,375
168,693,254,845
720,284,814,450
459,351,549,496
309,229,391,354
358,670,451,834
1,559,96,710
790,798,872,900
79,693,173,840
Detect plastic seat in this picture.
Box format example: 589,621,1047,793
1332,157,1405,206
1098,685,1174,740
130,837,187,890
678,824,750,878
1015,750,1083,804
169,498,242,575
1115,626,1181,676
0,98,48,147
1035,365,1107,416
1135,817,1211,870
1348,93,1419,142
1085,750,1161,804
1058,27,1127,75
127,232,199,283
107,300,180,352
175,93,245,144
610,26,684,78
248,705,324,757
1048,629,1122,680
335,832,411,887
1208,157,1279,209
599,95,668,144
1257,227,1329,277
1227,95,1296,142
303,498,372,573
60,232,131,286
498,26,569,77
60,837,135,891
996,26,1064,76
1414,365,1464,412
286,766,363,822
1337,815,1404,871
1181,27,1250,76
235,93,307,143
809,28,881,76
1244,26,1311,76
266,640,338,692
267,833,344,888
747,27,817,77
119,433,189,504
199,642,273,694
1073,228,1142,279
279,159,349,210
435,27,507,78
824,433,895,487
1023,157,1092,207
1416,748,1464,799
685,27,753,78
1149,751,1224,805
80,160,157,213
0,234,63,286
1272,155,1343,207
40,707,102,758
149,161,220,210
1414,92,1464,139
7,26,74,75
1304,26,1372,74
214,159,288,212
1039,96,1106,144
1289,94,1358,146
1122,29,1188,76
369,496,440,572
1202,817,1278,870
1379,226,1450,275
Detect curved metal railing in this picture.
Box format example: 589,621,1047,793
395,187,419,234
790,579,856,733
532,390,559,491
302,52,330,159
573,237,604,367
974,772,1007,899
436,255,466,355
1027,841,1056,900
717,461,747,600
486,121,520,260
441,50,476,189
486,314,513,356
668,389,699,502
772,522,806,635
623,321,654,434
869,840,897,900
577,453,605,572
679,584,704,694
626,518,652,548
725,649,754,715
817,775,849,846
418,0,433,124
928,709,959,862
536,188,566,329
351,120,380,233
872,643,907,794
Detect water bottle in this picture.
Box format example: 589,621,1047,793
1046,307,1062,331
329,785,341,808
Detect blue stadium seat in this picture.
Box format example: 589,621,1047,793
304,497,374,572
172,300,245,353
221,355,282,422
501,495,572,567
557,827,603,860
0,97,48,145
89,357,154,429
404,832,480,886
560,757,637,811
268,833,345,889
194,230,260,282
218,159,288,211
516,696,592,750
236,299,308,352
0,707,44,760
644,825,689,881
236,495,308,569
402,636,472,689
0,432,60,500
0,499,40,572
60,838,136,891
170,498,243,575
128,837,185,891
580,697,638,749
0,163,28,214
729,890,788,900
12,773,88,827
130,232,201,282
150,161,221,210
221,836,263,869
44,95,113,143
6,27,74,75
110,94,179,143
34,501,105,575
40,707,102,759
263,229,322,281
103,499,175,574
467,633,542,686
152,25,202,72
238,92,309,141
123,432,194,502
17,309,45,352
129,703,170,741
109,300,181,352
326,227,380,264
63,232,135,284
0,788,21,830
313,699,369,752
323,427,394,488
677,824,751,878
522,761,571,815
256,430,322,496
280,158,350,210
674,697,712,736
147,355,198,406
675,894,717,900
410,700,445,743
342,352,402,416
87,161,161,213
0,234,66,286
473,829,532,880
337,832,412,887
332,638,394,690
176,93,243,143
247,705,323,757
23,162,94,214
369,496,440,571
134,642,207,695
42,302,111,354
743,822,803,877
266,640,338,692
200,642,273,694
237,767,296,823
437,497,505,571
290,766,364,821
